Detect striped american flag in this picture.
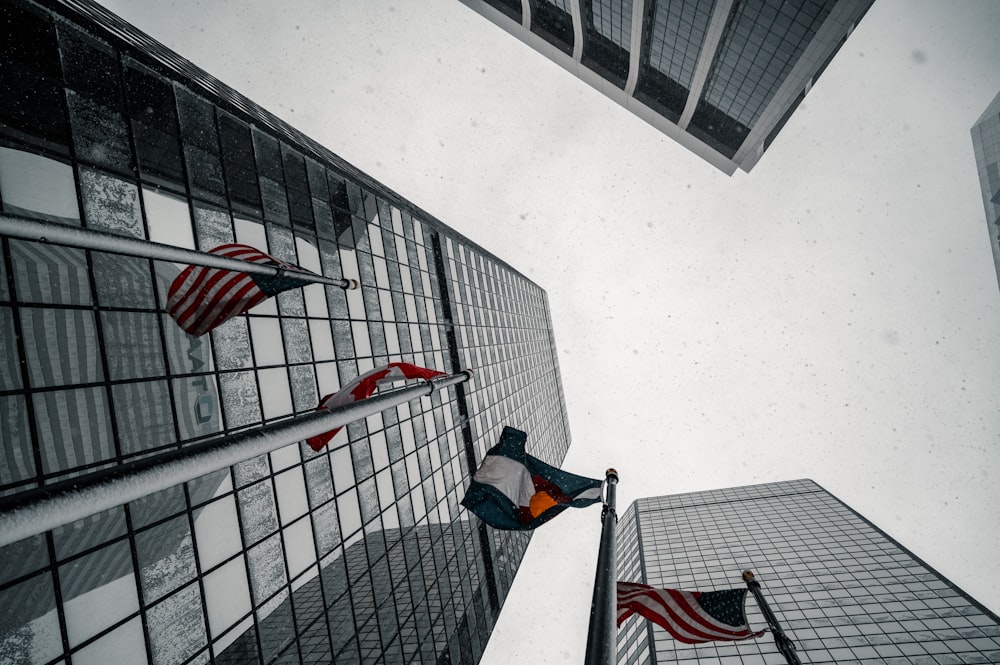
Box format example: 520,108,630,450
166,243,313,336
617,581,765,644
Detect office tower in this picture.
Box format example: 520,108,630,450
458,0,873,174
0,0,574,662
616,479,1000,665
971,91,1000,293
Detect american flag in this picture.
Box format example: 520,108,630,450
617,581,765,644
307,362,445,451
167,243,314,336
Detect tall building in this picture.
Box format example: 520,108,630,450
0,0,574,663
616,479,1000,665
458,0,874,174
971,90,1000,293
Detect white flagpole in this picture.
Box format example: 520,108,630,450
0,370,472,548
0,213,358,289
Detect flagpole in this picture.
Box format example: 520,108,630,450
584,468,619,665
0,370,472,548
743,570,802,665
0,213,359,289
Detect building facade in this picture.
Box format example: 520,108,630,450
971,90,1000,293
0,0,574,663
458,0,874,174
616,479,1000,664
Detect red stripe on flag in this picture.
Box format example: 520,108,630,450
166,244,305,336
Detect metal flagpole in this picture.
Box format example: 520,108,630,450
0,370,472,548
584,468,619,665
0,213,359,290
743,570,802,665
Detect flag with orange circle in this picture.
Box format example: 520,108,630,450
461,426,603,530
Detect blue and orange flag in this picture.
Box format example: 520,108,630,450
461,426,603,530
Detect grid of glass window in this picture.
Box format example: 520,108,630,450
690,0,836,156
584,0,633,87
0,0,574,663
530,0,575,55
635,0,714,120
971,92,1000,291
615,479,1000,664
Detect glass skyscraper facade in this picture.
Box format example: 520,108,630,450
457,0,874,174
0,0,573,663
616,479,1000,665
971,90,1000,293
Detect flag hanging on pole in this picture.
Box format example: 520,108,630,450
306,362,446,451
617,581,765,644
167,243,316,336
461,426,603,530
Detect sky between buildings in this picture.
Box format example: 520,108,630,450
96,0,1000,662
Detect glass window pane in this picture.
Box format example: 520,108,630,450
203,557,252,638
102,311,165,380
35,386,114,475
283,518,316,580
218,370,262,429
60,540,138,646
258,367,293,420
136,515,196,603
0,571,62,664
21,308,102,388
193,494,242,571
247,533,286,603
58,23,131,174
146,583,207,665
79,168,143,237
250,316,285,366
72,617,147,665
0,395,35,489
144,188,194,250
0,2,70,150
170,374,222,442
10,240,90,306
274,466,309,525
112,380,175,455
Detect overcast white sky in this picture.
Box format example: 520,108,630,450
98,0,1000,661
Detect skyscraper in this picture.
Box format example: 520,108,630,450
971,90,1000,293
616,479,1000,664
0,0,573,663
458,0,874,174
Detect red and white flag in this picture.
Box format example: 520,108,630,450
307,362,446,451
167,243,314,336
617,581,765,644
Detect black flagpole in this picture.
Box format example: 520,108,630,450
584,469,619,665
743,570,802,665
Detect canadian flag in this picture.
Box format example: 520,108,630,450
307,362,445,451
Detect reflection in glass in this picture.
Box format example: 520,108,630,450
60,540,138,646
146,583,207,665
283,518,316,581
258,367,293,420
274,466,309,525
247,534,287,603
0,571,62,664
249,316,285,367
72,617,147,665
218,370,262,429
136,515,196,604
144,187,194,249
193,494,242,571
0,148,79,224
203,558,252,638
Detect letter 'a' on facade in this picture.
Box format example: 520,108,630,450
0,0,574,662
